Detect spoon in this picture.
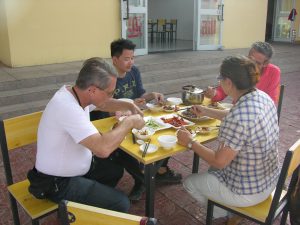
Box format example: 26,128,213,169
136,140,145,145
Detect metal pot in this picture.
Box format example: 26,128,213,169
182,85,204,105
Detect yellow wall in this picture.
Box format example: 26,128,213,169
0,0,11,66
295,0,300,42
1,0,120,67
223,0,268,49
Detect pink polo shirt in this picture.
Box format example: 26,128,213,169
212,63,281,104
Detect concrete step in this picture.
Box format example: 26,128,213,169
0,99,49,119
142,64,218,84
0,81,76,107
144,74,216,95
1,43,300,119
0,72,77,92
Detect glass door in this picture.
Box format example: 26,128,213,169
194,0,224,50
273,0,295,42
121,0,148,55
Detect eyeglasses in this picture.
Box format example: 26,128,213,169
216,74,225,81
94,85,115,97
248,55,269,67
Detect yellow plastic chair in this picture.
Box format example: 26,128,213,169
59,200,157,225
154,18,167,42
277,84,285,123
0,111,58,225
165,19,177,41
206,138,300,225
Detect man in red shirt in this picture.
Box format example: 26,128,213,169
205,42,281,104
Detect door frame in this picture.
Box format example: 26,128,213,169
272,0,296,42
193,0,224,50
121,0,148,55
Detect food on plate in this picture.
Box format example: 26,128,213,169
186,126,218,135
132,127,155,140
160,116,189,127
163,105,179,112
207,101,219,108
145,118,163,130
181,108,198,119
207,102,232,110
137,129,150,135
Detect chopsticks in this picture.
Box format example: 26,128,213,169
142,140,151,158
132,131,136,144
177,106,192,111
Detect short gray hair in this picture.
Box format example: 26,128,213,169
250,42,274,59
76,57,117,90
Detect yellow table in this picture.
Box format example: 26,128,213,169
93,105,220,217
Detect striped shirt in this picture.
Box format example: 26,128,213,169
211,89,280,195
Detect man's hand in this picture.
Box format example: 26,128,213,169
128,102,144,116
152,92,164,103
134,98,146,107
123,114,145,130
204,86,217,99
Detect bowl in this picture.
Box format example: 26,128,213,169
132,127,155,140
157,135,177,150
167,97,183,106
146,103,163,112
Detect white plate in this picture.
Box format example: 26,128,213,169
177,110,212,122
187,126,218,135
146,103,163,112
159,114,194,128
144,116,172,131
139,143,158,154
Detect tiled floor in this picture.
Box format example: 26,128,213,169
1,45,300,225
148,39,193,53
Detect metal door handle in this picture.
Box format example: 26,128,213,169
123,0,129,20
217,4,224,21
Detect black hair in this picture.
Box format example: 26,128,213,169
110,38,136,57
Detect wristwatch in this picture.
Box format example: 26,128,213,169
187,139,195,150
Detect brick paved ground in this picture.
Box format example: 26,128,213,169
1,49,300,225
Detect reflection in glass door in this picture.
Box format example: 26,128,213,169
121,0,148,55
273,0,295,42
194,0,224,50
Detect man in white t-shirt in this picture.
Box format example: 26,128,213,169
28,58,144,212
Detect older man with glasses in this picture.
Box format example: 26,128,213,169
28,58,145,213
205,42,281,104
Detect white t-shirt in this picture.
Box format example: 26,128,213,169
35,85,98,177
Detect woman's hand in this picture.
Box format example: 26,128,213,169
176,127,193,148
191,105,208,117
